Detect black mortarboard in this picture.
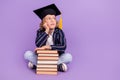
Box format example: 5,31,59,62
33,4,61,20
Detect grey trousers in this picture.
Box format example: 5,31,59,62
24,50,72,65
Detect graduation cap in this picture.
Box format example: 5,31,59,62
33,4,63,29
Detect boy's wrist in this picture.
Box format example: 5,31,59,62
45,29,49,34
49,46,52,49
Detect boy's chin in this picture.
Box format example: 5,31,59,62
49,28,55,30
49,26,56,30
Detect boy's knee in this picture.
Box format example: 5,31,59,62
24,50,34,59
64,53,73,62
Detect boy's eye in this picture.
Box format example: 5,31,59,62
46,17,56,20
49,18,51,20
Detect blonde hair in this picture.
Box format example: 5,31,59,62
39,18,59,30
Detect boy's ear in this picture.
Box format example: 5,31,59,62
58,15,63,29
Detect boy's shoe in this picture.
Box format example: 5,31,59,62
57,63,68,72
28,62,36,69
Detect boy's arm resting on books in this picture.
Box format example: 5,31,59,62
35,30,48,47
35,45,51,51
50,43,66,51
50,30,67,51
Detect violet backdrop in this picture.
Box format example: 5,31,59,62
0,0,120,80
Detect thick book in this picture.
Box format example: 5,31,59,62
37,60,58,64
37,56,59,60
37,68,57,71
37,64,57,68
36,71,57,75
36,50,58,54
38,53,58,57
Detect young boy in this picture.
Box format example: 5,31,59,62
24,4,72,72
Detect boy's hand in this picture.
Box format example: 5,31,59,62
43,23,49,34
34,45,51,52
40,45,51,50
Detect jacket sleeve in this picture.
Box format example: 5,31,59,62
50,29,67,51
35,30,48,47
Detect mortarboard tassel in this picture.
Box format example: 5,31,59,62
58,15,63,29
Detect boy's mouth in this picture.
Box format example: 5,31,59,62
51,24,55,26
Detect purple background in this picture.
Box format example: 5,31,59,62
0,0,120,80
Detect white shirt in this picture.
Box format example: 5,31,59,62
46,31,54,46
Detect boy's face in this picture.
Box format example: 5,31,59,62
44,14,56,29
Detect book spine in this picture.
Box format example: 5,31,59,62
36,71,57,75
37,68,57,71
37,56,59,60
37,61,58,64
37,64,57,68
38,54,58,57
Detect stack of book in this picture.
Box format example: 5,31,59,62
36,50,58,75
